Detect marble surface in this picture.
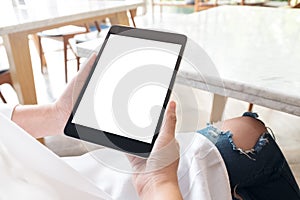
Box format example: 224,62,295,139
71,6,300,116
0,0,143,34
146,6,300,116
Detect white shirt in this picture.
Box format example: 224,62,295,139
0,103,15,119
0,104,231,200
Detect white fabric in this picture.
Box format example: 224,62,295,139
0,103,16,119
62,132,232,200
0,109,231,199
0,113,112,200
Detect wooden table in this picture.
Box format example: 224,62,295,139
76,6,300,121
0,0,143,104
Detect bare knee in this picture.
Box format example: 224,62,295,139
220,116,267,151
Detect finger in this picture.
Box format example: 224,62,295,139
164,101,177,137
159,101,177,141
126,154,144,164
83,53,97,69
126,154,146,172
127,102,178,173
63,53,96,93
77,53,97,76
70,53,97,102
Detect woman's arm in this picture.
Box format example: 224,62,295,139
11,54,96,138
12,103,60,138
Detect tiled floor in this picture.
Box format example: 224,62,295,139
1,12,299,186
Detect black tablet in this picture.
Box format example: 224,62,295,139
64,25,187,158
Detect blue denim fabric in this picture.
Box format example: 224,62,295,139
197,112,300,200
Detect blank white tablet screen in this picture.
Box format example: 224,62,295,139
72,34,181,143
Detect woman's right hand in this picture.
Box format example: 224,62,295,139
128,101,182,200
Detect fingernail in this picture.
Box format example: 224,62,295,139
169,101,176,111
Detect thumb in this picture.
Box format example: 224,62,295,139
164,101,177,138
147,101,179,171
155,101,177,148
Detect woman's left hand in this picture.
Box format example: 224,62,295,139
54,53,96,131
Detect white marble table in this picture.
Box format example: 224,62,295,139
150,6,300,120
0,0,143,104
76,6,300,120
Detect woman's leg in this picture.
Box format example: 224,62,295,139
198,112,300,200
220,115,267,151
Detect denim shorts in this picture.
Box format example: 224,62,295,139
197,112,300,200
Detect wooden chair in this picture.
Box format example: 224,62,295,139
35,25,89,83
68,24,106,62
68,12,137,66
0,69,13,103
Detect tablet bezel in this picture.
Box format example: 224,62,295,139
64,25,187,158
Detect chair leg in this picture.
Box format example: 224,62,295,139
248,103,254,112
76,56,80,71
63,37,68,83
129,9,137,27
94,21,101,32
0,91,7,103
32,34,47,73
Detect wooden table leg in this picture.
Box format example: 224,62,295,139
3,33,44,144
109,11,130,26
3,32,37,105
210,94,227,123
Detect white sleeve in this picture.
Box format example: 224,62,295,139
0,103,17,119
0,114,112,200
